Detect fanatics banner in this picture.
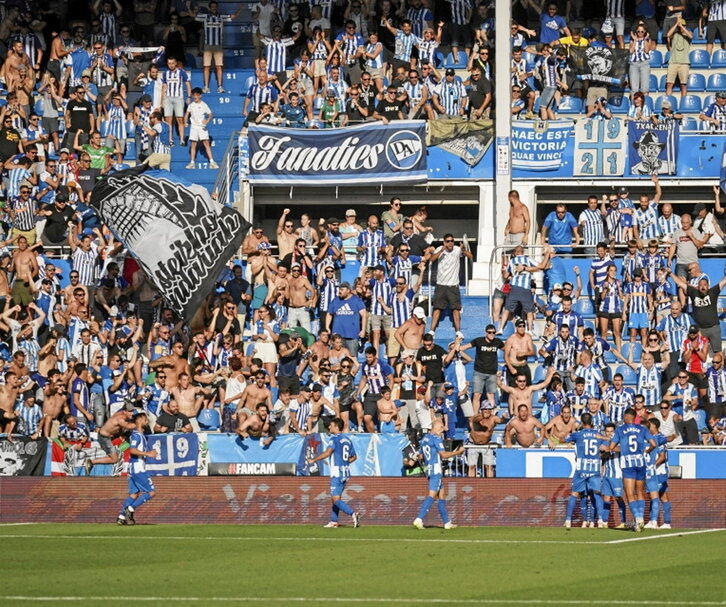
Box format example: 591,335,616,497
90,166,249,320
627,119,678,175
246,121,427,185
569,46,629,86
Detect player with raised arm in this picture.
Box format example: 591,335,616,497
564,412,607,529
607,407,656,532
644,418,671,529
413,419,464,530
307,417,360,529
116,411,158,526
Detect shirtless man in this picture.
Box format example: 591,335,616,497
308,329,331,374
0,253,11,303
544,404,578,448
61,271,89,309
237,402,275,446
0,371,20,431
505,403,546,447
42,379,68,437
0,39,33,85
8,350,31,386
497,367,555,416
276,208,298,259
242,225,275,289
503,190,531,248
309,383,337,428
172,373,205,430
394,306,427,351
11,237,39,305
148,341,192,389
376,385,400,432
86,405,137,471
504,320,536,385
286,262,316,331
48,30,72,81
230,371,273,422
38,335,59,376
467,404,508,477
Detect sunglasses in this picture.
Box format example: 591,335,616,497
678,375,688,379
341,365,351,369
444,239,454,243
396,281,406,286
659,406,669,410
486,330,495,333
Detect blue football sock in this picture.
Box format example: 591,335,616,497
650,498,661,523
119,497,134,517
602,499,611,523
566,495,577,520
628,500,639,520
635,499,645,520
331,503,340,522
334,499,353,516
130,492,153,510
417,496,434,520
437,499,450,524
594,494,604,521
580,495,589,521
663,501,672,524
617,499,627,523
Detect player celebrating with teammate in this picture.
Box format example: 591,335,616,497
116,412,158,526
607,408,656,532
308,417,361,529
413,419,464,530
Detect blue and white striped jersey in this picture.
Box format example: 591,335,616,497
394,30,418,61
357,229,386,267
624,280,651,314
369,278,393,316
637,364,662,407
245,82,279,113
162,67,189,98
318,277,339,313
361,359,393,394
262,37,295,73
436,79,467,115
129,429,148,474
406,6,433,37
14,403,42,435
506,255,535,289
656,312,693,352
602,386,634,425
544,335,580,373
658,213,681,237
551,310,583,334
447,0,472,25
72,244,99,287
591,255,614,287
629,37,651,62
708,0,726,21
196,12,233,46
634,202,660,240
388,288,415,328
566,428,602,475
602,448,622,479
573,363,603,397
578,208,605,246
611,423,652,468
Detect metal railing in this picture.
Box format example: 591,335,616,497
213,130,241,207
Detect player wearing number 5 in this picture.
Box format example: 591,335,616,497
307,418,361,529
606,408,656,532
117,412,158,526
413,419,464,530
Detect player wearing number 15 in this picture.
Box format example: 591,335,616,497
307,418,361,529
413,419,464,530
564,412,606,529
607,408,656,532
116,412,158,526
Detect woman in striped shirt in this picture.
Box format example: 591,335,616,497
307,27,332,95
596,263,624,351
628,23,653,96
362,32,385,92
101,92,129,156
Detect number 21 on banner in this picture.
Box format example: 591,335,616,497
573,118,626,177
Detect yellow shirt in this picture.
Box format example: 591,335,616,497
557,36,588,47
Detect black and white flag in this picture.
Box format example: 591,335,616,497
90,166,249,320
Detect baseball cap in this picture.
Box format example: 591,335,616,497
443,383,455,390
412,307,426,319
59,147,70,154
345,209,356,217
618,186,629,194
515,319,526,327
81,69,91,77
310,383,322,392
482,402,495,410
661,99,672,109
290,262,301,269
22,390,35,400
717,91,726,99
327,217,341,224
552,283,563,290
445,68,456,76
688,325,699,334
402,349,417,358
339,281,351,289
455,330,465,340
692,202,706,215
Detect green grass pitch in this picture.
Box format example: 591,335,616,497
2,524,724,606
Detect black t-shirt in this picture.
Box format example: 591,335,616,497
66,99,94,132
0,128,20,160
390,232,430,257
214,313,242,336
467,76,492,109
345,99,367,123
76,168,101,194
43,204,75,243
470,336,504,374
358,84,379,109
687,284,720,328
375,99,403,121
156,410,191,431
417,344,447,383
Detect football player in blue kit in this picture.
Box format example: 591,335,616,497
564,412,607,529
607,407,656,532
601,423,627,528
116,412,158,525
413,419,464,530
644,418,672,529
307,417,361,528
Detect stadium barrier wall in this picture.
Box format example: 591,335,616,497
1,478,724,527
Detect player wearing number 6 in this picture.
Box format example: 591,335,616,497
607,408,656,532
413,419,464,530
307,418,361,529
116,412,158,526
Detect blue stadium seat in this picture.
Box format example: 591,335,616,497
615,364,638,385
658,74,669,91
679,94,702,113
655,94,678,113
443,51,467,68
687,73,706,91
197,408,220,431
620,342,643,362
500,323,515,339
533,366,548,384
712,49,726,68
681,116,699,130
557,96,582,114
692,27,707,45
690,49,710,68
649,73,659,92
608,95,630,114
603,348,617,364
643,95,655,113
649,50,663,68
583,319,596,332
574,298,595,318
707,73,726,91
434,50,445,67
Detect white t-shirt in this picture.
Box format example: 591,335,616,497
309,17,331,33
435,245,463,286
187,100,212,127
253,2,276,36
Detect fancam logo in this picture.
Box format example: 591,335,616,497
385,130,424,170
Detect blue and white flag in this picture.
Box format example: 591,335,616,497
511,120,574,171
246,121,427,185
145,433,199,476
628,120,678,175
90,166,249,320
